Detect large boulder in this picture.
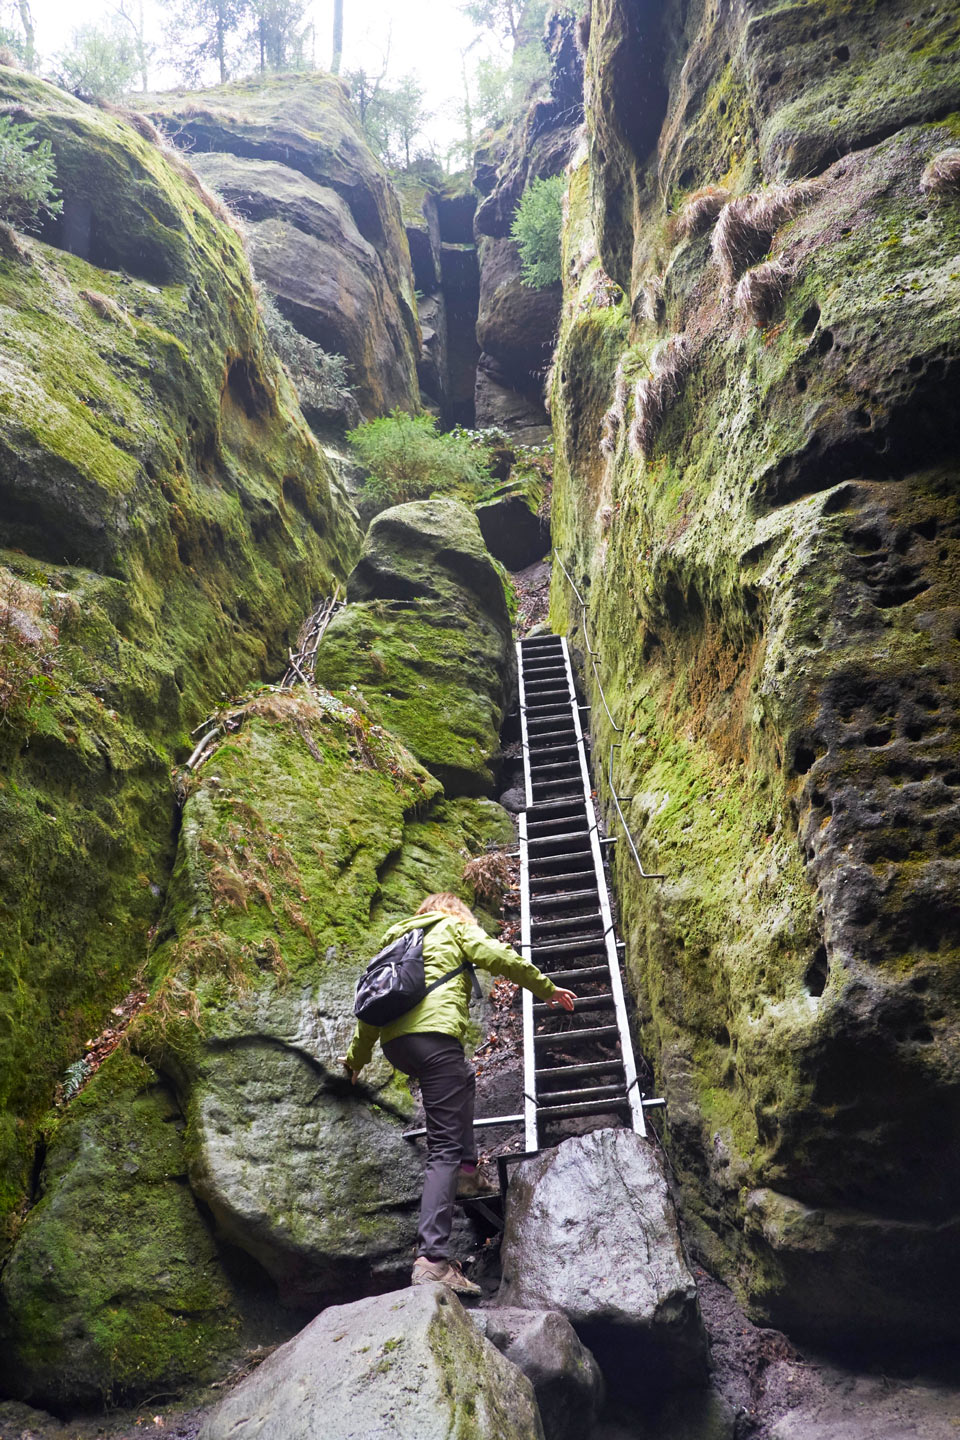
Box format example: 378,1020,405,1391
145,74,420,419
499,1130,708,1399
314,500,517,794
476,235,560,391
471,1307,603,1440
0,1053,244,1408
0,68,358,1260
555,0,960,1353
199,1286,546,1440
477,475,551,572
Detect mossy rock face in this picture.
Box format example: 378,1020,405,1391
314,500,516,794
0,71,360,1254
0,1051,244,1408
554,0,960,1349
130,688,512,1309
144,74,421,419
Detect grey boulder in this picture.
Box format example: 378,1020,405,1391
471,1307,603,1440
199,1285,545,1440
498,1129,708,1399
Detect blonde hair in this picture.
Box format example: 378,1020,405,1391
417,892,477,924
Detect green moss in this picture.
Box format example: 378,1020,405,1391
0,70,360,1252
0,1049,244,1406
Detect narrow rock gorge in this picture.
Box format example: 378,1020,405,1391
2,2,960,1437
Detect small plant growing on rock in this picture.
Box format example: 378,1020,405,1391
711,181,820,284
463,850,511,905
0,114,62,232
511,173,565,289
259,293,357,425
628,335,691,459
347,409,491,506
920,149,960,196
734,259,790,327
676,184,730,240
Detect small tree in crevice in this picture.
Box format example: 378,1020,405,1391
0,114,61,231
510,173,564,289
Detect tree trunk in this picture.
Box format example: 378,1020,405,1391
217,1,226,84
16,0,34,70
331,0,343,74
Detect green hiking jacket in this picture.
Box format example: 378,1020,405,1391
344,911,558,1072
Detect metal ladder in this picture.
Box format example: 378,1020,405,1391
518,633,654,1152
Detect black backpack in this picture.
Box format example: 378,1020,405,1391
353,923,478,1027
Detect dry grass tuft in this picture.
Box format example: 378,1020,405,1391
677,185,730,240
733,259,790,327
80,288,135,331
599,359,631,456
638,274,665,324
712,181,820,284
920,149,960,196
463,850,511,904
628,335,691,458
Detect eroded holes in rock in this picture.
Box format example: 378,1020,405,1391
913,1026,935,1044
918,692,940,711
942,770,960,787
804,944,829,997
864,726,893,747
766,68,782,86
793,742,818,776
227,358,270,420
283,475,310,516
799,302,821,335
852,408,872,429
908,355,925,374
873,575,932,608
814,328,835,356
718,99,728,115
913,516,938,541
939,546,950,562
910,973,931,993
834,44,850,61
845,524,884,553
904,720,926,742
796,375,808,394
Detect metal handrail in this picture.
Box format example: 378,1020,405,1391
553,548,666,882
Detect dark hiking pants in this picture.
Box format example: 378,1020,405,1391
381,1031,476,1261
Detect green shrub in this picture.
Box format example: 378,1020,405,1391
510,173,564,289
54,23,138,101
0,115,62,232
347,409,492,507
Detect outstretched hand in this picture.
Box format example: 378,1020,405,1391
547,988,577,1012
338,1055,360,1084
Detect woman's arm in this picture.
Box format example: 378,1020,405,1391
456,922,574,1005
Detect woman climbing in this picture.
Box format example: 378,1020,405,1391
340,891,575,1296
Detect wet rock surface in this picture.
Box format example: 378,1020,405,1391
145,74,420,418
198,1286,545,1440
499,1130,708,1399
472,1306,604,1440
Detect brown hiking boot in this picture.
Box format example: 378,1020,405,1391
411,1256,482,1296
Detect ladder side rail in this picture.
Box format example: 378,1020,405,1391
519,812,539,1152
517,639,534,811
559,640,647,1138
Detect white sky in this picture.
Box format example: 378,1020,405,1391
25,0,505,155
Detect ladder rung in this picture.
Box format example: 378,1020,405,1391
532,937,608,957
527,829,591,847
537,1097,631,1121
528,852,592,870
530,870,595,889
533,1025,619,1048
525,705,573,717
541,964,610,985
526,728,578,743
533,1083,626,1106
529,759,582,774
531,888,599,909
527,800,587,817
534,994,615,1017
530,913,602,933
536,1058,625,1081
